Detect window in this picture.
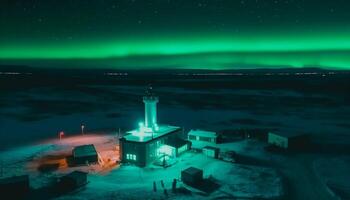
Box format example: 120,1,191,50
189,135,196,140
126,153,137,161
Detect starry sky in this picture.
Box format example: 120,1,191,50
1,0,350,70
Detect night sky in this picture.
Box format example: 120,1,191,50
1,0,350,70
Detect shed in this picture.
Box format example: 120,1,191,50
181,167,203,186
0,175,29,198
57,171,88,192
188,129,218,144
166,137,191,156
202,146,220,158
268,131,309,150
72,144,98,165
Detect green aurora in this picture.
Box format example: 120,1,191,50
1,1,350,70
1,31,350,70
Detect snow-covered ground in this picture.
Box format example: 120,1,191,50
0,84,349,199
314,156,350,200
0,134,284,199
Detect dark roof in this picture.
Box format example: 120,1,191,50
73,144,97,157
203,146,220,151
166,137,188,148
62,171,88,180
269,130,308,138
0,175,29,185
182,167,202,175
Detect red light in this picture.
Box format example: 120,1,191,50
59,131,64,140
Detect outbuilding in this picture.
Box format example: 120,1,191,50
268,131,309,150
166,137,191,157
181,167,203,186
72,144,98,165
0,175,29,198
57,171,88,192
202,146,220,158
188,129,218,144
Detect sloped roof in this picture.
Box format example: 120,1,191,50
182,167,203,176
73,144,97,158
166,137,188,148
188,129,217,138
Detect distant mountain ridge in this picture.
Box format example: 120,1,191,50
0,64,347,76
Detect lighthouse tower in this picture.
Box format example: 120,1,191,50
143,86,159,131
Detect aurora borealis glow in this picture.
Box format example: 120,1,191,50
1,0,350,70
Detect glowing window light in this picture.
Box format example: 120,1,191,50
158,145,174,157
126,154,137,161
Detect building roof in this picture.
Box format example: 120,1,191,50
203,146,220,151
73,144,97,158
122,125,181,143
182,167,203,176
62,171,88,180
188,129,217,138
269,130,308,138
166,137,189,148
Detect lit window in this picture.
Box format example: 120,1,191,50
133,155,136,160
126,154,130,159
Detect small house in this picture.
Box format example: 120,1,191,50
181,167,203,186
0,175,29,198
202,146,220,158
57,171,88,192
166,137,191,157
188,129,218,143
72,144,98,165
268,131,309,150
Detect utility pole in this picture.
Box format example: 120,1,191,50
81,124,85,135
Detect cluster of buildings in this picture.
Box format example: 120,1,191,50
0,86,311,198
119,87,192,167
117,86,309,167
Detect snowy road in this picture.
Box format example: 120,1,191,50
279,154,337,200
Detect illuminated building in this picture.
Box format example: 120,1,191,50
119,87,190,167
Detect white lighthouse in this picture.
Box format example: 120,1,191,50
143,86,159,131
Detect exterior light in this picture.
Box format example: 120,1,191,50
154,124,159,131
138,122,144,127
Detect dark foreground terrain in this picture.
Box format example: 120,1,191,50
0,67,350,199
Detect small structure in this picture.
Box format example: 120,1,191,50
181,167,203,186
188,129,218,144
166,137,191,157
72,144,98,165
57,171,88,192
0,175,29,198
202,146,220,158
268,131,309,150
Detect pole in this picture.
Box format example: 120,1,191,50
81,124,85,135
